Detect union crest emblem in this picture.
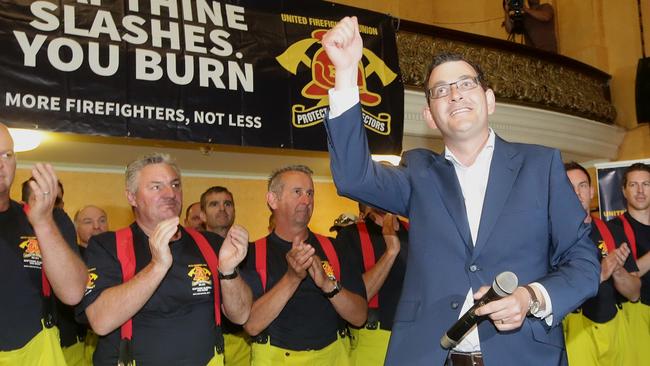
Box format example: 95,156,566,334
321,260,337,281
276,28,397,134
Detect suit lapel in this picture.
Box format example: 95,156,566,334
429,154,472,250
473,137,522,258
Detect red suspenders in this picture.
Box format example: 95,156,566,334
254,234,339,291
619,214,638,260
357,222,379,309
115,227,136,342
356,220,408,309
114,226,221,345
593,217,616,254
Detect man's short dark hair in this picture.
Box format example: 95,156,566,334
423,52,488,100
622,162,650,188
21,177,63,206
564,161,591,186
200,186,234,211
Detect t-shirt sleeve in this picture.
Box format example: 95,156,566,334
240,243,264,300
75,233,123,323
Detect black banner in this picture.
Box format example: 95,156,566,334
0,0,403,153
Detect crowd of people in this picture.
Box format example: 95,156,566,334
1,15,648,366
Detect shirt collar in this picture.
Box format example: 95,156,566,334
444,128,495,168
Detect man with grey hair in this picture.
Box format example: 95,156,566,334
0,123,87,364
241,165,367,365
77,153,252,366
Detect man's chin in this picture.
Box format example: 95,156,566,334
159,207,181,219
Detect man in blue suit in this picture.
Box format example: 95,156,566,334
321,17,600,366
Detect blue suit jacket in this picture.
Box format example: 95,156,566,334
326,104,600,366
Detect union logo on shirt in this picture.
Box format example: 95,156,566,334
321,260,336,281
597,240,608,257
85,268,98,296
19,236,42,269
188,264,212,296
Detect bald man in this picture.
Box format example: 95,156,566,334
74,205,109,250
0,123,87,365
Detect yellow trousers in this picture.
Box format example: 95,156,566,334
84,331,98,366
206,350,225,366
62,340,86,366
0,322,67,366
622,302,650,366
224,332,251,366
349,327,391,366
251,335,350,366
563,310,631,366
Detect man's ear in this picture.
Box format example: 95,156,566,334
485,88,496,115
126,190,137,208
423,106,439,131
199,211,207,222
266,191,278,210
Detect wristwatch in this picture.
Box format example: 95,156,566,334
323,280,342,298
523,285,541,316
218,268,239,280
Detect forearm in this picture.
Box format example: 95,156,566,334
221,277,253,325
85,262,168,335
244,273,300,336
612,270,641,302
329,289,367,327
636,252,650,276
362,251,397,300
34,218,87,305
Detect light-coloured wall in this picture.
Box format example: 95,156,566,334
617,124,650,160
10,167,358,241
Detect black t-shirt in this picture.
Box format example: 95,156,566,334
0,200,79,351
580,220,638,323
51,209,86,348
610,212,650,305
336,218,408,330
241,231,366,351
77,223,224,366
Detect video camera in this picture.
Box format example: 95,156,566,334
504,0,525,34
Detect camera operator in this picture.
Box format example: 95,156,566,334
503,0,557,53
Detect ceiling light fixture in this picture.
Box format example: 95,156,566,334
8,128,44,152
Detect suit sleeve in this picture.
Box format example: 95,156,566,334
325,103,411,217
536,150,600,326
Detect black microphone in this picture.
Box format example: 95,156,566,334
440,271,518,349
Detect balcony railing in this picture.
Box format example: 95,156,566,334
396,20,616,124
